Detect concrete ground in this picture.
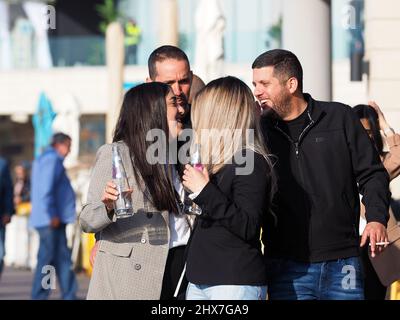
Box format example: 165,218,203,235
0,266,89,300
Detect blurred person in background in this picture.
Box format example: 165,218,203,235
30,133,77,300
13,162,31,215
353,101,400,300
124,18,142,65
0,156,14,280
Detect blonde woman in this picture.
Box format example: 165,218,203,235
182,76,275,300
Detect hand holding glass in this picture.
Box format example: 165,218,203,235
184,144,203,215
111,145,134,218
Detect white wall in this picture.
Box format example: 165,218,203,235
0,65,148,116
365,0,400,198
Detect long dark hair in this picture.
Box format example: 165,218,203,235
113,82,178,213
353,104,384,156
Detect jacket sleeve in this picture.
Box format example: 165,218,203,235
344,107,390,226
39,155,60,219
193,153,270,242
79,144,116,233
383,133,400,181
0,161,14,216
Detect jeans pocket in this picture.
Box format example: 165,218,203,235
258,286,267,300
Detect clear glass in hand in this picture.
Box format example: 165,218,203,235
182,188,202,215
112,145,134,219
184,143,203,215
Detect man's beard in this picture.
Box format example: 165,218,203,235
270,93,292,119
176,93,188,107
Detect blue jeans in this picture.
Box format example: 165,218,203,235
31,225,77,300
0,227,5,275
186,282,267,300
266,257,364,300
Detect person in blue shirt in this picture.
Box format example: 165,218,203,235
0,156,14,280
30,133,77,300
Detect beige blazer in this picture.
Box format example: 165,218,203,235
383,133,400,180
360,132,400,286
79,142,170,300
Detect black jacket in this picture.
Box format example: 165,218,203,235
0,157,14,217
261,94,390,263
186,151,271,285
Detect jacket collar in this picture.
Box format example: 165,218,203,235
43,147,64,161
303,93,324,122
275,93,324,124
261,93,325,129
262,93,327,145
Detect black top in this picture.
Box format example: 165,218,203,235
0,157,14,216
186,150,271,285
261,93,390,263
279,105,309,142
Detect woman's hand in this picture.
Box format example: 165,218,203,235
101,181,132,212
90,241,99,267
182,164,210,194
369,101,389,130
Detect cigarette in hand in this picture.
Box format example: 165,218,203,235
369,241,390,246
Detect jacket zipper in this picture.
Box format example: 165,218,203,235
274,111,315,158
274,111,316,252
274,111,316,198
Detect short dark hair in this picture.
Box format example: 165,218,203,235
148,45,190,80
51,132,71,146
252,49,303,92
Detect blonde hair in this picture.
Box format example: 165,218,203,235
191,76,272,175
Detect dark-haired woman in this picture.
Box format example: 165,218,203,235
79,82,190,299
354,101,400,300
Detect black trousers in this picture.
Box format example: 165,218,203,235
160,245,188,300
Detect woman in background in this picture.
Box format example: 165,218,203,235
353,101,400,300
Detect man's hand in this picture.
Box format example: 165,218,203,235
90,241,99,268
2,214,11,226
360,221,388,258
50,217,61,229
